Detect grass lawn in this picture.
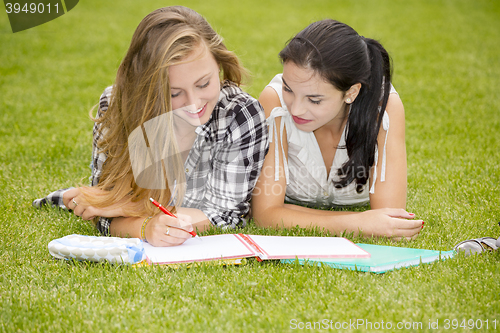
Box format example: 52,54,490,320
1,0,500,332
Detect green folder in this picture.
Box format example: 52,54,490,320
281,243,455,274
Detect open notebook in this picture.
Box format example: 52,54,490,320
143,234,370,265
281,243,455,274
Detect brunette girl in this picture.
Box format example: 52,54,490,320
252,19,422,240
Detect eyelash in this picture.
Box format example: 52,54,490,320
198,80,210,89
284,85,322,104
171,80,210,98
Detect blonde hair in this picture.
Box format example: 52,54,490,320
81,6,247,218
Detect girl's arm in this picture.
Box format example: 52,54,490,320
108,208,212,246
369,92,407,209
197,90,268,229
110,214,194,247
62,187,212,246
251,87,422,240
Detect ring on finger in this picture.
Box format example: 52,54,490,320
166,226,170,236
72,198,79,208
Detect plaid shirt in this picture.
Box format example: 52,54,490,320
33,82,269,235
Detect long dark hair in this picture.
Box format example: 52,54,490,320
279,19,392,192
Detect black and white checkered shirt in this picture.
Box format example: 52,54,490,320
33,82,269,235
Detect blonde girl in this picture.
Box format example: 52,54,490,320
34,6,268,246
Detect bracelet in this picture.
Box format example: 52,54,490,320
141,216,152,242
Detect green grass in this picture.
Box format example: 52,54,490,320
1,0,500,332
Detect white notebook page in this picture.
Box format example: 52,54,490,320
143,234,255,264
244,235,369,259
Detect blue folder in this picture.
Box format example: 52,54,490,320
281,243,455,274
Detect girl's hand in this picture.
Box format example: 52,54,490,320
144,214,194,247
358,208,423,241
62,187,127,220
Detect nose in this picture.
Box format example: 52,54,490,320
288,98,307,117
185,90,201,109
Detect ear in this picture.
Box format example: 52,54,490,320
345,83,362,104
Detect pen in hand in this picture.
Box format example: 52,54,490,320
149,198,200,240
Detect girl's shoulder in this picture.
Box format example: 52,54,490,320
265,74,286,110
218,81,261,113
95,86,114,119
259,74,288,119
384,88,405,126
209,82,267,137
266,73,283,91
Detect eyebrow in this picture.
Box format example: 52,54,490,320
170,72,212,90
282,77,324,98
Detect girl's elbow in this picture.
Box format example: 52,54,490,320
249,205,272,227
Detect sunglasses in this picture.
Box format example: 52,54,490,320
454,237,499,256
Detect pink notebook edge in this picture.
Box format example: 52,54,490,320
239,235,371,260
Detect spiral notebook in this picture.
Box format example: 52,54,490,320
143,234,370,265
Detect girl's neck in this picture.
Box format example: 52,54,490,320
173,119,198,164
173,116,198,139
315,105,349,136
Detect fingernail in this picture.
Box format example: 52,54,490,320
409,213,415,216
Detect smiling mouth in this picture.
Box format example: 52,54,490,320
184,103,208,119
186,105,204,114
175,103,206,115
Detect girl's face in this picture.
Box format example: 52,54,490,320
282,61,349,132
169,44,220,129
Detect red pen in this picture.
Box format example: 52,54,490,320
149,198,199,239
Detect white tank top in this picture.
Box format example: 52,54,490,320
266,74,395,207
